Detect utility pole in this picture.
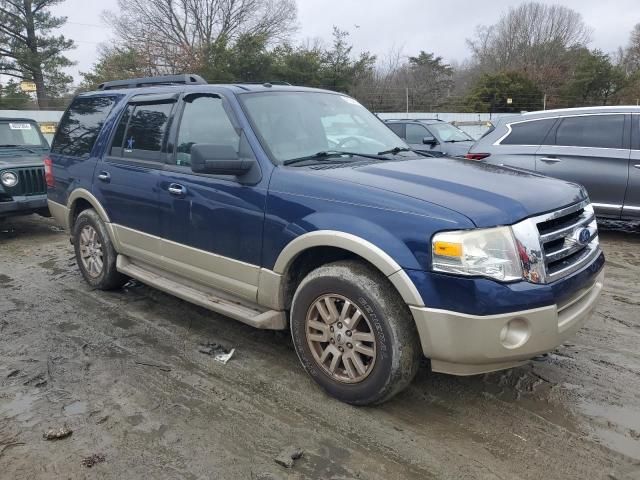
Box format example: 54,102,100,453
405,87,409,115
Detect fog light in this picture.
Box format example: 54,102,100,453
499,317,530,349
1,171,18,188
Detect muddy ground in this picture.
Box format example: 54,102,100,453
1,215,639,480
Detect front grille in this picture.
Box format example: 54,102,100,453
536,202,599,282
1,167,46,197
511,200,601,284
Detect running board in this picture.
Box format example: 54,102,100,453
116,255,287,330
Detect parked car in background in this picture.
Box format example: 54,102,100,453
47,75,603,405
0,118,50,221
467,106,640,220
385,118,475,157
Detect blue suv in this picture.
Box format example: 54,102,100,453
47,75,605,405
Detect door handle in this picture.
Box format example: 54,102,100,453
634,164,640,169
539,157,561,164
168,183,187,196
97,171,111,182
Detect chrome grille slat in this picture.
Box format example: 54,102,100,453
539,211,595,243
544,229,598,263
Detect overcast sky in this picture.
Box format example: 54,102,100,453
53,0,640,85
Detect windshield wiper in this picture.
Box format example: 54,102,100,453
377,147,412,155
444,139,472,143
0,144,38,153
283,150,388,166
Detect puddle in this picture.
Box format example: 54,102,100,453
0,391,38,421
63,401,88,415
578,400,640,460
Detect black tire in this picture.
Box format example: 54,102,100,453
72,209,127,290
290,260,422,405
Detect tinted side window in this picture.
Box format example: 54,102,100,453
51,96,116,157
553,115,624,149
387,123,404,138
501,119,555,145
406,124,428,144
110,102,174,162
174,96,239,167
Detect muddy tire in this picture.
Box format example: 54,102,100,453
290,260,422,405
72,209,127,290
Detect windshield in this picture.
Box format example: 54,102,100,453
240,91,408,164
429,122,473,142
0,122,47,147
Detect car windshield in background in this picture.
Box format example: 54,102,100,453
0,122,47,148
240,91,408,164
429,122,474,142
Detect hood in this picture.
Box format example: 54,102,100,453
303,156,587,227
0,150,46,169
439,140,474,157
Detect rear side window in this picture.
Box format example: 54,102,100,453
51,96,116,157
552,115,624,149
110,102,174,161
501,119,555,145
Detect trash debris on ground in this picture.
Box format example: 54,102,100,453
198,343,235,364
81,453,106,468
274,446,304,468
43,425,73,440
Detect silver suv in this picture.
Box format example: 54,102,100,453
467,106,640,220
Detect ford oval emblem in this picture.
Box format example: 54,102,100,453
577,228,591,245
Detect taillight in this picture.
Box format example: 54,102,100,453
44,156,55,187
465,153,490,161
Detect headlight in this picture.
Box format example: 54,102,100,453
432,226,523,282
1,171,18,188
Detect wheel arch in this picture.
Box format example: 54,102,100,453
67,189,111,229
266,231,425,311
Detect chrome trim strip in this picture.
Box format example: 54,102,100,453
592,202,622,209
623,205,640,212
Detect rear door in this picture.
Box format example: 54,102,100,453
626,115,640,219
93,93,178,259
535,113,630,218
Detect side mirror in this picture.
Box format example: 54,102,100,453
190,144,254,176
423,136,437,145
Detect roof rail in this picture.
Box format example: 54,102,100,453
98,74,208,91
234,81,292,86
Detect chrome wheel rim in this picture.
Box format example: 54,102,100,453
305,294,377,384
79,225,104,278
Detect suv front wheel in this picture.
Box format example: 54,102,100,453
73,209,127,290
290,260,422,405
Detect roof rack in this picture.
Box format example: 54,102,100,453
234,81,292,86
98,74,208,91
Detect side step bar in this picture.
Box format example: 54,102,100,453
116,255,287,330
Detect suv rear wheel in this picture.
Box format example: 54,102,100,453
290,260,421,405
73,209,127,290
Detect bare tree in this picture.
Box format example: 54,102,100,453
467,2,592,93
103,0,297,74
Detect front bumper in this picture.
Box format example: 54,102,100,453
0,194,48,217
411,270,604,375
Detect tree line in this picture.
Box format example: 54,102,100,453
2,0,640,113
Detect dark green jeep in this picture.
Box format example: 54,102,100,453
0,118,50,220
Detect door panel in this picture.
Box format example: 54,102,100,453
536,114,629,218
626,115,640,219
159,94,266,300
